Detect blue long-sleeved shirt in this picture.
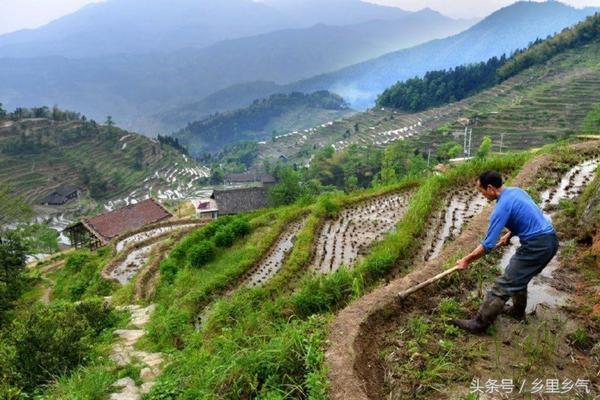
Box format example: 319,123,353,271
481,187,555,252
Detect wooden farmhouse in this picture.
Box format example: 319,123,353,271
40,184,80,206
65,198,172,250
211,186,270,215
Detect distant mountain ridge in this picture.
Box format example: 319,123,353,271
283,1,600,108
0,8,471,133
0,0,412,58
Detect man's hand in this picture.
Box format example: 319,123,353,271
498,231,512,247
456,257,470,270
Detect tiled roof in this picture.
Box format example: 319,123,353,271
40,192,67,205
83,198,172,242
55,184,78,196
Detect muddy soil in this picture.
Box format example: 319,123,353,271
110,243,158,285
116,224,198,253
311,191,412,273
240,218,307,288
417,188,487,262
325,141,600,400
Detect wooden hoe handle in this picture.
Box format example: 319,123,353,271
397,265,462,299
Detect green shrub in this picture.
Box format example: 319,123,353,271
0,300,117,392
159,258,179,283
292,269,354,317
52,249,115,302
187,241,216,268
214,226,235,247
230,219,251,237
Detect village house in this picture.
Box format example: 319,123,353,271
40,184,80,206
224,173,276,186
65,198,172,250
191,198,219,220
211,186,270,215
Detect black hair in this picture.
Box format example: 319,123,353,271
478,170,503,189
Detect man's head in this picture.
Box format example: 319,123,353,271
477,171,503,201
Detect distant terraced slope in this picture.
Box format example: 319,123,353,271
0,117,206,204
260,41,600,163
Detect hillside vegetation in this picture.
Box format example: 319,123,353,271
256,28,600,168
285,1,598,109
377,12,600,112
173,91,353,155
0,106,197,204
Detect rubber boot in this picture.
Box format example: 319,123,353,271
452,294,506,334
503,290,527,321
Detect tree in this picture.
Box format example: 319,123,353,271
436,141,463,162
105,115,114,128
209,166,224,185
477,136,493,158
131,145,144,170
0,102,6,119
51,105,65,121
0,185,32,226
344,175,359,193
269,166,303,206
0,231,27,322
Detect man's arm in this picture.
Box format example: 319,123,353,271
456,204,510,269
456,244,486,269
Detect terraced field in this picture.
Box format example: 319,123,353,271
259,42,600,165
311,191,412,273
326,142,600,400
241,217,307,288
417,187,487,262
0,118,207,205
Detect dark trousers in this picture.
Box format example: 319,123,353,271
489,233,560,301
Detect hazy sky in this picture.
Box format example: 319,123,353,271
0,0,599,35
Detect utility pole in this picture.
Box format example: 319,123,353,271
463,127,468,158
467,128,473,158
500,132,505,153
427,148,431,167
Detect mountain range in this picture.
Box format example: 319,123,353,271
0,0,413,58
277,1,600,108
0,0,597,136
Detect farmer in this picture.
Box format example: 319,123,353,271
451,170,559,334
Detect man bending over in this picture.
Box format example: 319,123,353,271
451,171,559,334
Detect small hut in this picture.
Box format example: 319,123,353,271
192,198,219,220
40,184,80,206
65,198,172,250
212,186,270,215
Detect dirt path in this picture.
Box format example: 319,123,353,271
325,142,600,400
110,304,163,400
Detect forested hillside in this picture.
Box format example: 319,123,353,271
377,12,600,111
255,26,600,169
285,1,598,109
173,91,352,155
